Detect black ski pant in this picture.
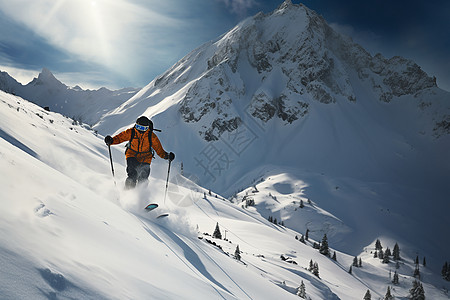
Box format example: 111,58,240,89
125,157,150,188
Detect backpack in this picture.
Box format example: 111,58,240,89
125,127,161,157
125,127,154,157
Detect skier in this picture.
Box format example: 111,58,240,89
104,116,175,189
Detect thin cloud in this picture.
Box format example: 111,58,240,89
218,0,258,16
0,0,186,81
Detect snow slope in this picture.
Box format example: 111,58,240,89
1,89,449,298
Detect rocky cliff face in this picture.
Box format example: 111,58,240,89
174,0,439,141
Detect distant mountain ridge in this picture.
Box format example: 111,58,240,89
0,68,139,125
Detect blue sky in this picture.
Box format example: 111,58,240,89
0,0,448,91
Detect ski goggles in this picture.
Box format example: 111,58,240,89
135,123,149,131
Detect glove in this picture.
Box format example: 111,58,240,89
104,135,113,146
165,152,175,161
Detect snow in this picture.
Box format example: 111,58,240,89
1,88,449,299
1,2,450,299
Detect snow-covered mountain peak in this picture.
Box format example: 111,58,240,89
0,69,140,125
96,2,448,188
278,0,293,10
170,0,440,144
30,67,65,88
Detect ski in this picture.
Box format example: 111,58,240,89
145,203,169,218
144,203,158,211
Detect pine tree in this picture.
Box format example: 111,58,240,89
379,249,384,260
422,257,426,267
409,280,425,300
383,253,390,264
305,229,309,241
332,251,337,261
313,262,319,278
297,280,306,298
359,258,362,267
319,234,330,256
415,255,419,265
353,256,359,267
441,262,450,281
348,265,352,274
213,222,222,239
375,239,383,250
363,289,371,300
308,260,314,272
392,271,399,285
384,286,394,300
442,262,448,278
385,247,392,257
447,264,450,281
373,251,378,258
234,245,241,261
413,264,420,279
393,243,400,261
442,262,450,280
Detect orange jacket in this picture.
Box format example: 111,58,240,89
111,128,166,164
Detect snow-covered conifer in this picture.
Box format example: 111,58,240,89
297,280,306,298
375,239,383,250
319,234,329,256
308,260,314,272
392,271,399,285
363,289,371,300
384,286,394,300
393,243,400,261
413,264,420,278
213,222,222,239
385,247,391,257
409,280,425,299
353,256,359,267
313,262,319,278
234,245,241,261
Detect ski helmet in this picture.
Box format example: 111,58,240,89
135,116,153,132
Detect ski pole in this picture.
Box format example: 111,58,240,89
108,145,116,186
163,159,172,204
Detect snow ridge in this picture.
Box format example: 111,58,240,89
0,68,140,125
